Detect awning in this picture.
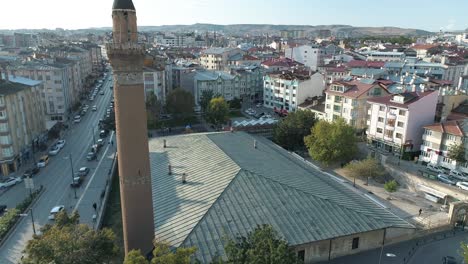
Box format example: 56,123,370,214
418,184,448,199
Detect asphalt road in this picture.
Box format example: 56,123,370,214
0,75,116,263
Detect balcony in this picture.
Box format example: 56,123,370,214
387,111,397,120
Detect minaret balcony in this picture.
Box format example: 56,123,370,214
106,43,145,57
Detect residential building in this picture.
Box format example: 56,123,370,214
285,44,324,71
280,29,306,39
261,57,303,72
149,132,414,263
0,78,46,176
366,51,405,62
367,91,438,155
199,47,244,71
384,58,445,80
325,79,390,131
144,66,167,103
406,44,439,58
298,95,327,120
263,71,325,112
420,120,468,173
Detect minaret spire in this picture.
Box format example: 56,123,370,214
112,0,135,10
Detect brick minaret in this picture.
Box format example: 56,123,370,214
106,0,154,255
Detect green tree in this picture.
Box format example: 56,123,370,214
199,90,215,112
344,158,385,181
124,250,148,264
228,98,242,109
22,211,119,264
166,89,195,117
206,97,230,126
146,93,163,129
304,118,357,165
273,110,316,151
461,242,468,263
448,143,466,165
384,180,399,193
225,224,299,264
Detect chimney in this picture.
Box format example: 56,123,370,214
182,173,187,184
163,139,167,148
168,164,172,175
254,140,257,149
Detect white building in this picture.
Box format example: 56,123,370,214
284,45,324,71
367,91,438,155
144,66,167,103
263,71,325,112
199,48,244,71
366,51,405,62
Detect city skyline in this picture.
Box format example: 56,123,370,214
1,0,467,31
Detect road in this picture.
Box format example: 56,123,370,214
0,75,116,263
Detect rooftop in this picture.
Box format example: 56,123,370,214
424,120,464,137
367,91,435,109
149,132,413,263
326,79,380,99
0,79,30,96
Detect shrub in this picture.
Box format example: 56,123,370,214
0,208,19,240
384,180,398,193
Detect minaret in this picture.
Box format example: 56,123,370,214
106,0,154,255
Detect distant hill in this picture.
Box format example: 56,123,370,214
0,24,433,37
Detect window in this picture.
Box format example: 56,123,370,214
443,157,452,163
397,121,404,127
442,145,449,151
399,110,406,116
297,250,305,262
446,134,456,141
46,75,51,81
326,104,331,109
396,133,402,139
424,130,432,136
379,106,385,111
423,141,431,147
352,237,360,250
378,117,384,122
377,128,383,133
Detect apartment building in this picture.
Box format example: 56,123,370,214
144,66,167,103
366,51,405,62
0,78,46,176
324,79,390,131
263,71,325,112
284,44,324,71
420,120,468,173
367,91,438,155
384,58,446,80
199,48,244,71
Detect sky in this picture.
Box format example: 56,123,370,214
1,0,467,31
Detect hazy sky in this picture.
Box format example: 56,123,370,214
1,0,467,31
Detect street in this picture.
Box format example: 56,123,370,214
0,75,116,263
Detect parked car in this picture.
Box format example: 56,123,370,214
37,155,49,168
100,91,105,95
56,139,66,149
70,176,84,188
73,115,81,123
426,164,444,174
437,174,457,185
0,177,22,189
449,170,468,181
97,138,104,146
23,167,40,178
77,167,90,177
86,152,97,161
256,103,262,107
48,146,60,156
99,130,109,138
92,105,97,111
456,182,468,191
442,256,457,264
48,205,65,220
0,205,7,216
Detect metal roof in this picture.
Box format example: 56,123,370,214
149,132,413,262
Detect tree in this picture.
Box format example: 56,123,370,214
124,250,148,264
22,211,119,264
448,143,466,165
165,89,195,117
344,158,385,181
304,118,357,165
228,97,242,109
206,97,230,126
199,90,215,112
384,180,398,193
461,242,468,263
273,110,316,151
224,224,299,264
146,93,162,119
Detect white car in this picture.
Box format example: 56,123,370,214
48,146,60,156
426,164,444,174
457,182,468,191
92,106,97,111
73,115,81,123
449,170,468,181
100,91,105,95
0,177,22,189
48,205,65,220
56,139,66,149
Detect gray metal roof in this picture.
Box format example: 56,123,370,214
149,132,413,262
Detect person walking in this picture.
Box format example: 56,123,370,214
419,208,422,216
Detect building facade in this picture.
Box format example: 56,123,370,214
285,44,324,71
199,47,244,71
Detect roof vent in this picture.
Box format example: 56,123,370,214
182,173,187,184
163,139,167,148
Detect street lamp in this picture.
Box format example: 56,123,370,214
64,154,77,199
19,208,36,236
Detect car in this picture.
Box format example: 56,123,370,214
89,96,95,101
92,106,97,111
0,205,6,216
73,115,81,123
48,205,65,220
449,170,468,181
426,164,444,174
48,146,60,156
456,182,468,191
256,103,262,107
23,167,40,178
86,152,97,161
91,144,101,153
78,167,90,177
442,256,457,264
36,155,49,168
437,174,457,185
70,176,84,188
56,139,66,149
97,138,104,146
99,130,109,138
0,177,22,189
100,91,105,95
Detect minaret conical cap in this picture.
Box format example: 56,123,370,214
113,0,135,10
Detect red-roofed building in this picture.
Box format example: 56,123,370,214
366,91,438,155
324,79,390,131
346,60,385,69
261,57,303,72
408,44,440,58
420,119,468,172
